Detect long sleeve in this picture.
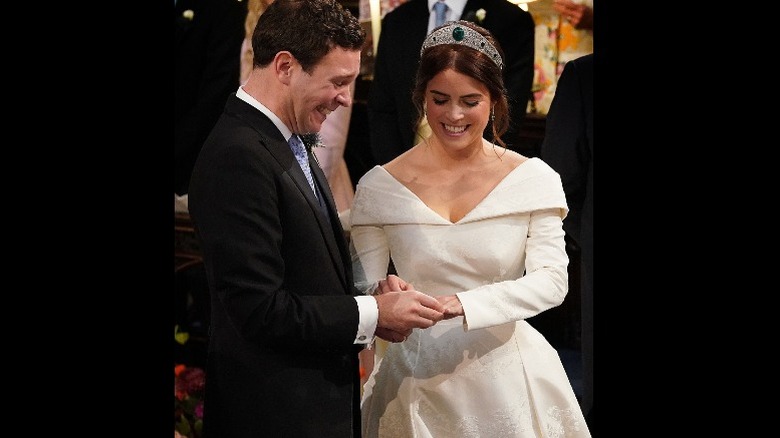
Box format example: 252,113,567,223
456,208,569,331
350,160,569,332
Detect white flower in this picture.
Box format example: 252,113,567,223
182,9,194,20
475,8,486,23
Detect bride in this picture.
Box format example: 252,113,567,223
349,20,591,438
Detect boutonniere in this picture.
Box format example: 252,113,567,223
475,8,486,24
463,8,487,25
182,9,194,21
300,133,325,155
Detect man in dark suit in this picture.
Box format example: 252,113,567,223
540,52,594,432
175,0,247,196
188,1,445,437
366,0,535,167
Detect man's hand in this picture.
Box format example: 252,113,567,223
374,289,444,333
373,274,412,295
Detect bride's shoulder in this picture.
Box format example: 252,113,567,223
383,148,423,180
497,148,529,170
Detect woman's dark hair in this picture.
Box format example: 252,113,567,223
252,0,366,73
412,21,509,148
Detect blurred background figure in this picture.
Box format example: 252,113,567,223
175,0,247,198
525,0,592,114
175,0,247,370
314,84,358,219
552,0,592,30
540,52,594,433
240,0,274,84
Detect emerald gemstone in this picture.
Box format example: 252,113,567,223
452,27,465,41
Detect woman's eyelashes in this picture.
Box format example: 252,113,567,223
432,98,480,107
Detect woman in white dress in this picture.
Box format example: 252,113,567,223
350,20,591,438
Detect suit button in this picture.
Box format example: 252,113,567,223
358,335,366,341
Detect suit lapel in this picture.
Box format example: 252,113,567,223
309,160,349,288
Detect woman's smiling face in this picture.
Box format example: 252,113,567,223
425,68,492,151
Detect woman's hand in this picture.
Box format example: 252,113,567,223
436,295,464,319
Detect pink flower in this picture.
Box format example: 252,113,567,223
194,401,204,419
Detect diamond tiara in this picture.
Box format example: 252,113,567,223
420,21,503,70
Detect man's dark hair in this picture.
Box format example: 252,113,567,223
252,0,366,73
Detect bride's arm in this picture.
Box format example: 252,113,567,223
452,208,569,331
349,223,391,294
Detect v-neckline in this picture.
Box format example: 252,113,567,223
376,159,532,224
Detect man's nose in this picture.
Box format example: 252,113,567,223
336,91,352,107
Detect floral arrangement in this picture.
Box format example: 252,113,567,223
175,363,205,438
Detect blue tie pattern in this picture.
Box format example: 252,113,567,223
434,1,448,27
288,135,317,198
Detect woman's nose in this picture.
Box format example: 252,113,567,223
447,104,465,120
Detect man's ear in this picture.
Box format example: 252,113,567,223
274,51,295,85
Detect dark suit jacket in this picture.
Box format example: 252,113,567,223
540,52,593,418
175,0,246,195
188,94,363,437
367,0,535,165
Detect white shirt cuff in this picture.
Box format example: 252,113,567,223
354,295,378,345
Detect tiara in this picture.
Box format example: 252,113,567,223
420,21,503,70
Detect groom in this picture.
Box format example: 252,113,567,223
188,1,445,437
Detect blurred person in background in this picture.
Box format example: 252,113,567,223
175,0,247,198
553,0,593,30
540,52,594,432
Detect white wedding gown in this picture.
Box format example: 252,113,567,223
350,158,591,438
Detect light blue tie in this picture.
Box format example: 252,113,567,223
433,1,448,27
288,135,317,198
